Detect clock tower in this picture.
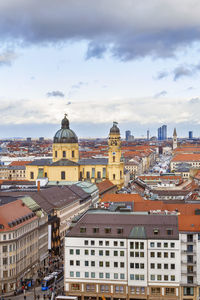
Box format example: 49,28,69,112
107,122,124,189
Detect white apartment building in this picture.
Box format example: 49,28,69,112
64,211,183,300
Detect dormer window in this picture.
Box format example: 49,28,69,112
117,228,123,234
167,228,173,235
93,228,99,233
105,228,111,234
153,228,159,235
80,227,86,233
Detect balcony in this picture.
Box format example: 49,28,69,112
181,249,196,254
181,260,196,265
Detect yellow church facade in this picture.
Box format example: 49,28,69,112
26,116,124,188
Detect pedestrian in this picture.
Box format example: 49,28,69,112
43,294,46,299
37,295,40,299
24,295,26,300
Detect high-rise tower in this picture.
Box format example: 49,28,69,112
173,128,177,150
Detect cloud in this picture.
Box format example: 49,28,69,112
173,62,200,80
0,50,17,66
46,91,65,98
154,90,167,98
1,1,200,60
189,97,200,104
156,71,169,80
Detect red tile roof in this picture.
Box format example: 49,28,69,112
9,161,32,166
101,193,145,203
172,154,200,162
96,180,116,194
0,199,37,231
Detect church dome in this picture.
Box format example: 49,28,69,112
110,121,120,134
53,115,78,143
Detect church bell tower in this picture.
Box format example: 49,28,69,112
173,128,177,150
107,122,124,189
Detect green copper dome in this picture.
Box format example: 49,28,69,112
53,115,78,143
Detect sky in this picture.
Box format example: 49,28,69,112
1,0,200,138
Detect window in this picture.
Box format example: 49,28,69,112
105,241,109,246
150,275,155,281
86,284,95,292
85,249,89,255
157,275,162,281
130,251,134,257
130,242,134,249
140,275,145,280
140,252,144,257
99,250,103,256
187,245,193,252
164,252,168,258
153,228,159,235
86,171,90,179
61,171,65,180
157,263,161,269
140,263,144,269
164,275,168,281
135,263,139,269
3,258,7,265
91,250,95,255
85,261,89,266
84,240,88,245
70,260,74,266
166,288,175,295
76,249,80,255
69,271,74,277
157,252,161,258
167,228,173,235
120,262,124,268
151,288,160,295
187,276,193,284
93,227,99,233
71,284,80,291
150,252,155,257
164,264,168,269
140,242,144,249
114,273,118,279
97,171,101,179
120,241,124,246
171,275,175,281
171,252,175,258
100,285,109,293
76,260,80,266
135,242,139,249
76,272,80,278
130,274,134,280
105,227,111,234
30,172,34,179
99,240,103,246
135,252,139,257
157,242,161,247
187,234,193,242
105,261,110,267
85,272,89,278
130,263,134,268
114,251,118,256
80,227,86,233
113,174,116,180
55,151,57,157
105,250,109,256
183,287,194,296
150,242,154,247
120,251,124,256
114,241,118,246
72,150,74,158
150,263,155,269
171,264,175,269
99,273,104,278
187,255,193,263
120,273,125,279
113,156,115,162
69,249,74,255
3,246,7,253
91,261,95,267
99,261,103,267
164,242,168,248
106,273,110,279
114,262,118,268
63,151,66,158
91,272,95,278
171,242,175,248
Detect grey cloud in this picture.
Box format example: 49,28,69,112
46,91,65,98
173,63,200,81
1,1,200,60
156,71,169,80
71,82,87,90
154,90,167,98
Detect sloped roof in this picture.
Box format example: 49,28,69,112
97,179,116,194
101,193,145,203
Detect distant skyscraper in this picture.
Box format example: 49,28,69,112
189,131,193,139
157,125,167,140
26,137,32,143
162,125,167,140
147,129,150,140
125,130,131,141
158,127,162,140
